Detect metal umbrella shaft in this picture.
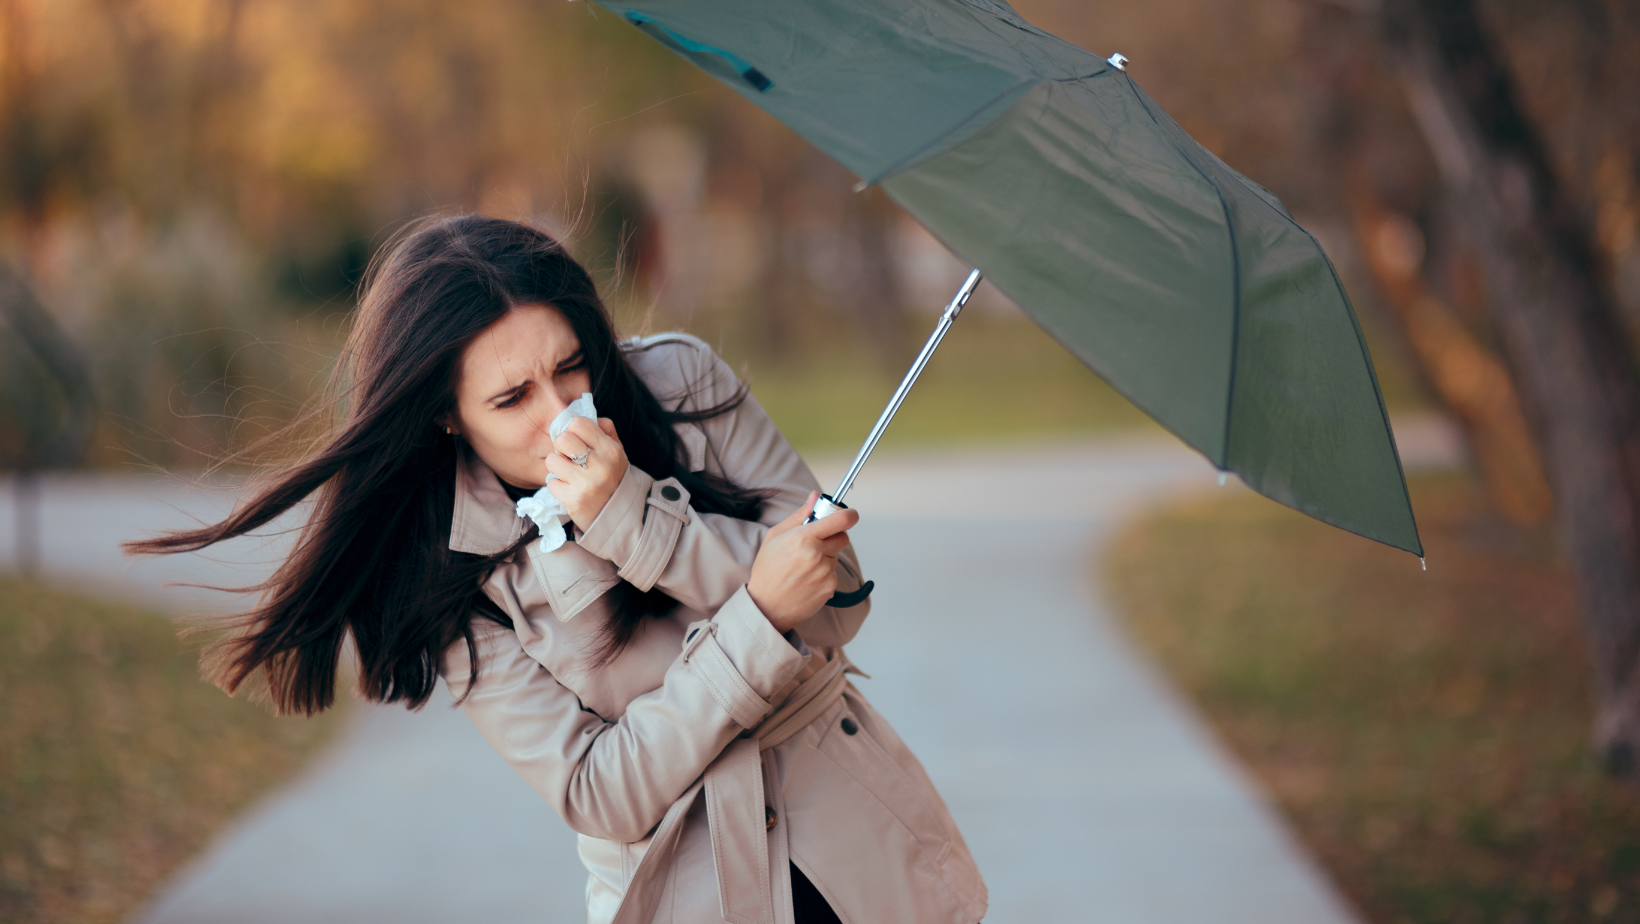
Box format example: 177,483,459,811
828,267,983,507
803,269,970,613
808,268,980,607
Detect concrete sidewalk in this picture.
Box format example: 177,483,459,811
4,424,1458,923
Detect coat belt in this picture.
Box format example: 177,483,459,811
611,653,851,924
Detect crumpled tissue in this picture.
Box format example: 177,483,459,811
515,392,598,553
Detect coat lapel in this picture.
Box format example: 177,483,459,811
450,445,620,623
448,445,528,555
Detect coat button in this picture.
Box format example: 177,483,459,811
660,485,681,501
840,717,859,736
765,806,777,832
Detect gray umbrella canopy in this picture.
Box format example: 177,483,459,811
597,0,1422,556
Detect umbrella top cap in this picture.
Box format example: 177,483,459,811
1107,52,1128,71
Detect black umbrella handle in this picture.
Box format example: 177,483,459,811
827,581,874,609
806,494,874,609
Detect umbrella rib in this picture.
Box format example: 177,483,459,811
866,69,1109,187
863,77,1041,186
1118,72,1423,554
1116,70,1242,470
1219,191,1243,475
1306,234,1426,556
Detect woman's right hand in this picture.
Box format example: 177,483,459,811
747,492,860,633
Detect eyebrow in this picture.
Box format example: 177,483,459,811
483,350,586,405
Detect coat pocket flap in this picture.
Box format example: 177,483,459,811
528,543,621,623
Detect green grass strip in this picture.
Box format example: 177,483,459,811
0,578,345,923
1107,473,1639,923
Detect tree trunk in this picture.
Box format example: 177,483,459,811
1387,0,1640,775
0,261,98,469
12,470,37,575
1346,186,1553,524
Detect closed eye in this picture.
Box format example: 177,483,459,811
492,384,528,409
555,350,587,375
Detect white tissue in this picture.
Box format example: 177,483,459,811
515,392,598,553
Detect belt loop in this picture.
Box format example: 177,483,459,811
681,620,717,664
705,739,775,924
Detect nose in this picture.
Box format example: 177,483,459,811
530,390,571,444
540,390,570,420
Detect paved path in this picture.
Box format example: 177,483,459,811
4,421,1461,923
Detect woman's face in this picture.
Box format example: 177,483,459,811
449,303,592,490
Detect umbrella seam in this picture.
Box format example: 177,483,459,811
1116,70,1240,469
865,77,1043,186
866,69,1105,187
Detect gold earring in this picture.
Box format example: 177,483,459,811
444,425,454,435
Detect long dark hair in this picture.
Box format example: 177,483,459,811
125,215,764,715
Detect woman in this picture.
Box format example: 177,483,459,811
129,215,986,924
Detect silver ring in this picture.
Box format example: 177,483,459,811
570,451,589,469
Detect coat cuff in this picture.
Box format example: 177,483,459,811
579,466,692,591
680,586,808,729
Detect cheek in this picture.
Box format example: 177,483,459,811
460,409,538,454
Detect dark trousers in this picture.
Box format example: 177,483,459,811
790,863,843,924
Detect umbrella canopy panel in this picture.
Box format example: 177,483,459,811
605,0,1110,182
596,0,1422,557
883,76,1421,553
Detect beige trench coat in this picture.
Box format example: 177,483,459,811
438,334,986,924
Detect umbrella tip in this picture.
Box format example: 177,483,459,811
1420,556,1427,572
1217,471,1226,486
1107,52,1128,71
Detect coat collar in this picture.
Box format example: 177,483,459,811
449,444,529,556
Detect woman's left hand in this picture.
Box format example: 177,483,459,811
544,416,629,531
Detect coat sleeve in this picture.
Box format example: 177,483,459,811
441,584,808,843
577,338,869,648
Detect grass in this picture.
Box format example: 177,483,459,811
1105,473,1639,924
0,577,346,924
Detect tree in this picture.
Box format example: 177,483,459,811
1382,0,1640,775
0,261,96,573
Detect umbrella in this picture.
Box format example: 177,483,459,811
595,0,1424,590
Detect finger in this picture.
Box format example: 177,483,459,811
563,416,614,452
552,429,591,460
543,453,581,482
543,477,571,502
596,417,620,443
814,533,850,558
801,506,858,540
765,492,818,542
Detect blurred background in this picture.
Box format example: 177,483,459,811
2,0,1638,922
1,0,1634,470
